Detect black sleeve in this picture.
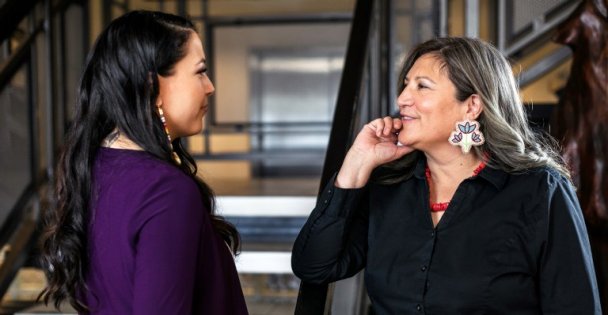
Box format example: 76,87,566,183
538,175,602,314
291,174,369,284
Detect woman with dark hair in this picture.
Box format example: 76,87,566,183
38,10,248,314
292,37,601,314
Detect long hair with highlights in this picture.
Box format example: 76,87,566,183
377,37,569,183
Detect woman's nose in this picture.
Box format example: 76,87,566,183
205,77,215,95
397,87,413,108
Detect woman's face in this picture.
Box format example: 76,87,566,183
157,31,214,139
397,54,470,152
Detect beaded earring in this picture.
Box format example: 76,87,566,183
449,119,485,154
158,106,182,165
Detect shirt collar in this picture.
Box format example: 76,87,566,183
412,154,508,190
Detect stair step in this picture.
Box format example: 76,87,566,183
217,196,316,217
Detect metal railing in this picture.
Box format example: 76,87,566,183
495,0,580,88
294,0,375,313
0,0,86,302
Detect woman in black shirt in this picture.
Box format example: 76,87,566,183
291,37,601,314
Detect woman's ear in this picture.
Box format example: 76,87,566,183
149,72,163,108
467,94,483,120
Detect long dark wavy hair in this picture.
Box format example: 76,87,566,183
38,10,240,312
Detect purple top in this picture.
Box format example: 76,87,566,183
81,147,248,314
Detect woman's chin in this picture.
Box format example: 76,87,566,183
397,137,414,147
182,127,203,138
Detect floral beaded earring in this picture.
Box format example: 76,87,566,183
157,106,182,165
449,119,485,154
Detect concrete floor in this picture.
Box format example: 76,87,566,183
4,269,299,315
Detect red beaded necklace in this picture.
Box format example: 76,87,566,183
425,161,486,212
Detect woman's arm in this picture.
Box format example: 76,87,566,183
538,174,602,314
291,174,370,284
132,176,203,315
292,117,412,284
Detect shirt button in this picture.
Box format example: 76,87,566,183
416,304,422,312
430,231,435,237
421,265,427,272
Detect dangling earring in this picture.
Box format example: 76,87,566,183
158,106,182,165
449,119,485,154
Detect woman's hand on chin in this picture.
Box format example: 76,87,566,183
336,117,414,188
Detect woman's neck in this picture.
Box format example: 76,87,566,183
101,130,144,151
424,149,483,186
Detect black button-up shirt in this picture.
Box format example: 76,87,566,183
292,158,601,314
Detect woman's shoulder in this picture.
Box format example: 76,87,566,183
92,149,205,233
511,166,569,185
96,147,199,200
506,166,573,203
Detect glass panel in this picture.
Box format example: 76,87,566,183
252,53,342,123
0,64,31,223
394,0,438,82
250,51,342,152
207,23,349,180
212,23,350,124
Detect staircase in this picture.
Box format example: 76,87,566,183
0,0,584,314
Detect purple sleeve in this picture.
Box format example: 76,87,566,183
132,175,204,315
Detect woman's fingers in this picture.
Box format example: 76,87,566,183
367,117,402,138
383,116,393,136
366,118,384,138
382,116,403,137
392,117,403,131
363,117,403,145
351,116,412,167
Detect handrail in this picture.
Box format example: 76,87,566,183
0,183,41,297
0,20,44,93
0,184,36,249
498,0,580,57
494,0,578,89
518,46,571,88
294,0,374,313
0,0,74,92
0,0,39,43
317,0,373,193
202,13,352,27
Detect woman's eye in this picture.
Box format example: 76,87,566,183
417,83,428,89
197,68,207,76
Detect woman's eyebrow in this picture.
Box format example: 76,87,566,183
404,75,436,84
